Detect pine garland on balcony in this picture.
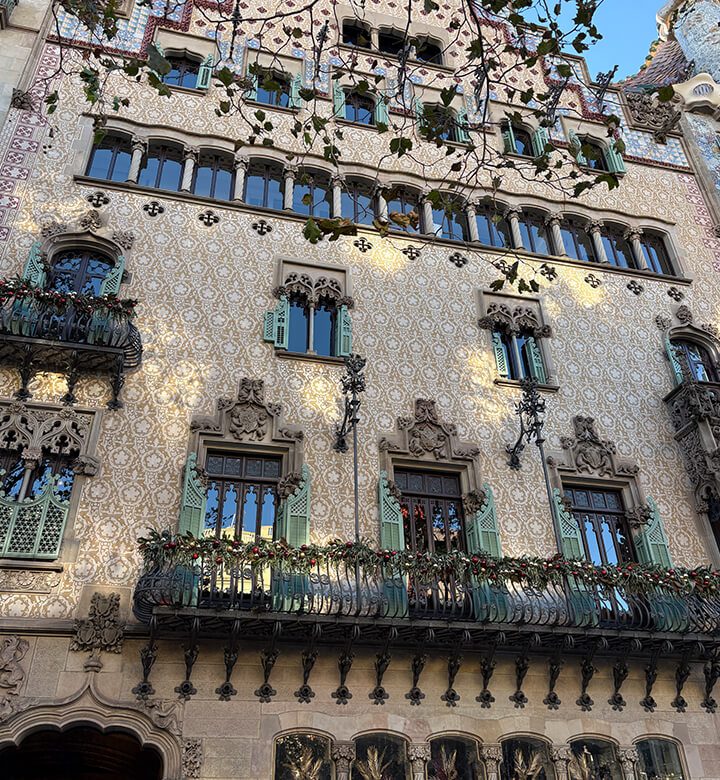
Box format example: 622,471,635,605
137,530,720,598
0,277,138,316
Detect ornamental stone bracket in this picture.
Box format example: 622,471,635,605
70,592,124,670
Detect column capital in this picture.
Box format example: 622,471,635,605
131,136,146,152
504,205,522,219
283,164,298,181
588,218,604,234
544,211,563,227
408,743,431,776
552,746,573,764
330,172,345,187
331,742,355,773
618,746,639,770
233,153,249,170
481,743,502,766
623,226,644,242
183,146,199,162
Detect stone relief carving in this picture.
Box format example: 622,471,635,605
624,90,682,143
39,219,69,239
478,301,551,338
182,738,204,779
0,567,62,594
78,209,103,232
0,636,30,723
71,592,124,655
111,229,136,250
275,270,354,308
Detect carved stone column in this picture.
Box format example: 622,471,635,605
545,212,565,256
466,201,480,242
588,219,610,263
481,744,502,780
283,165,297,211
624,227,647,270
618,746,639,780
127,137,146,183
332,742,356,780
552,746,572,780
233,155,249,201
408,743,431,780
181,147,198,192
331,173,345,218
421,195,435,236
504,206,523,249
375,183,389,223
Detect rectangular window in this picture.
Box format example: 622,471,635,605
564,486,634,565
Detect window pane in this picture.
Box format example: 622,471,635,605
501,740,551,780
313,303,335,357
87,146,113,179
288,301,309,353
260,487,275,540
220,484,238,537
352,735,409,780
138,156,159,188
193,166,214,198
636,739,685,780
214,168,233,200
245,173,265,206
266,175,283,210
529,222,549,254
430,738,480,780
158,158,182,191
240,485,258,540
109,149,131,182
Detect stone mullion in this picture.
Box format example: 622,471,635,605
466,202,480,242
233,155,248,201
480,744,502,780
546,212,566,256
181,148,198,192
589,220,610,263
552,746,572,780
408,743,431,780
505,206,523,249
127,137,146,183
618,746,639,780
331,742,355,780
624,227,648,270
421,196,435,236
283,166,296,211
375,184,389,223
331,174,344,218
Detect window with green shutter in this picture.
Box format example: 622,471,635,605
196,54,214,90
490,328,547,383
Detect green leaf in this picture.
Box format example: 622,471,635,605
657,85,675,102
147,43,171,76
216,67,235,87
389,137,413,157
303,218,323,244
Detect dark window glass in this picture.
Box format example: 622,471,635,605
255,69,291,108
352,735,410,780
192,152,234,200
671,340,718,382
568,740,622,780
341,180,375,225
560,219,596,262
496,329,539,381
203,452,281,541
244,162,284,210
636,739,686,780
313,297,337,357
386,187,422,233
162,56,200,89
0,445,76,503
641,233,674,275
138,143,183,191
476,206,511,248
293,170,332,218
415,37,443,65
395,469,464,554
287,297,310,353
429,737,481,780
274,734,332,780
500,740,552,780
49,250,114,296
583,140,609,171
511,126,533,156
565,487,634,566
422,105,457,142
518,212,551,254
342,21,372,48
431,202,468,241
86,135,132,182
345,91,375,125
601,228,636,269
378,30,405,56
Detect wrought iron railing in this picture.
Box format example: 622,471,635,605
133,556,720,636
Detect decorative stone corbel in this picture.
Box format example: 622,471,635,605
332,742,356,780
408,742,431,780
71,592,124,669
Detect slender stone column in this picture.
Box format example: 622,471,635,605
375,184,389,223
545,212,565,256
331,173,344,218
588,219,610,263
624,227,647,270
552,746,572,780
232,155,249,201
466,202,479,242
421,196,435,235
127,137,146,183
181,147,198,192
618,746,639,780
331,742,356,780
480,744,502,780
408,743,431,780
505,206,523,249
283,165,297,210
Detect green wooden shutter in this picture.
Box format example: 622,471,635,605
98,255,125,296
263,296,289,349
665,337,683,385
246,65,258,100
501,124,515,154
553,488,584,559
334,304,352,357
606,140,626,174
22,241,46,287
635,497,672,567
196,54,214,90
465,484,502,557
333,83,346,117
455,107,470,144
178,452,207,537
278,465,311,547
531,126,550,157
379,471,407,617
524,336,547,384
414,98,427,133
375,91,389,126
491,331,510,379
289,73,303,108
568,130,587,165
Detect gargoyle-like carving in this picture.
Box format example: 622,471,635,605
478,302,551,338
71,592,124,655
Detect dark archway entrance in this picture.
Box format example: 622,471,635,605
1,725,163,780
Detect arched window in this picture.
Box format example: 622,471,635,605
49,249,115,296
244,161,284,210
431,198,469,241
86,134,132,182
582,139,610,171
518,211,552,254
138,142,183,191
273,733,332,780
422,104,461,142
378,28,406,56
352,734,410,780
500,738,554,780
640,232,675,275
342,20,372,49
341,179,376,225
345,91,376,125
429,737,483,780
386,186,422,233
670,339,718,382
476,205,512,248
600,225,636,269
162,55,201,89
192,151,234,200
293,169,332,218
568,739,622,779
415,37,443,65
255,68,292,108
635,738,686,780
560,218,596,262
504,124,534,156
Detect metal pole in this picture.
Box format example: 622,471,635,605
537,437,563,553
352,408,360,543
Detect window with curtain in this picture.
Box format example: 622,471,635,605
162,56,201,89
86,134,132,182
568,739,622,780
386,186,422,232
49,250,115,296
635,738,686,780
601,226,636,269
352,734,410,780
244,161,284,210
559,218,596,262
203,451,281,542
293,170,332,218
255,68,291,108
428,736,483,780
500,739,554,780
431,200,469,241
138,143,183,191
342,20,372,48
394,469,464,554
518,211,552,254
492,328,546,383
670,339,718,382
476,206,512,248
640,232,675,275
273,734,332,780
345,91,376,125
341,179,376,225
192,151,234,200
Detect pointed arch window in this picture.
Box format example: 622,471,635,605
568,738,622,780
86,134,132,182
49,249,115,296
138,142,183,191
428,737,483,780
192,151,234,200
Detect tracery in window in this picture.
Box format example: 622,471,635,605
500,738,554,780
670,339,718,381
568,739,622,780
293,169,332,218
86,134,132,182
559,218,596,262
345,91,376,125
428,737,484,780
49,250,115,296
192,151,234,200
635,738,686,780
274,734,332,780
342,20,372,48
564,487,634,566
138,142,183,191
244,160,284,210
352,734,410,780
415,37,443,65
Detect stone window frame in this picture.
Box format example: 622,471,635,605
478,290,557,391
561,117,626,176
632,735,691,780
659,305,720,386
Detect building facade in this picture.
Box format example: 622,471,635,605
0,1,720,779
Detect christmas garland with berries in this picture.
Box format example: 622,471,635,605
0,277,138,317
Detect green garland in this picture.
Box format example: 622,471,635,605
138,530,720,598
0,277,137,317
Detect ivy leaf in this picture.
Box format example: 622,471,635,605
216,67,235,87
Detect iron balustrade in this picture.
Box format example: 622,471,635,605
133,555,720,636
